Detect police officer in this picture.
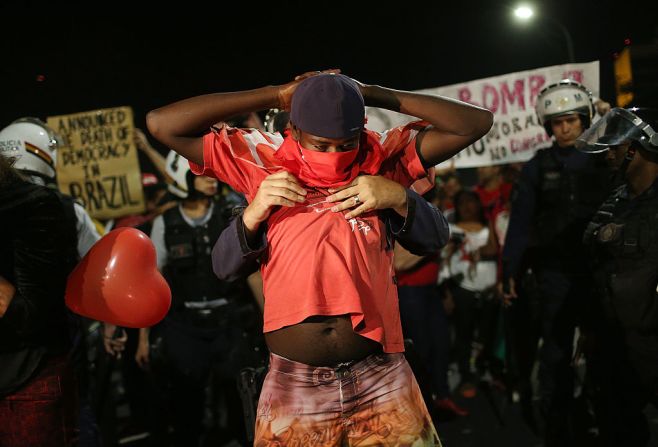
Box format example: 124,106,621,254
577,107,658,446
0,117,107,445
0,142,80,447
501,80,612,445
138,152,248,446
0,118,101,258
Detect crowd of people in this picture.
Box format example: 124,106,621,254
1,69,658,447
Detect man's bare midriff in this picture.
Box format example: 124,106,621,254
264,314,382,366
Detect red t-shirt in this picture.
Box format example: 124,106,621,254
190,122,433,353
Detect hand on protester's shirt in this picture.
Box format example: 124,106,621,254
102,323,127,359
243,171,307,233
326,175,408,220
277,69,341,111
0,275,16,318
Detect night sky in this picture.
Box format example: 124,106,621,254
1,0,655,148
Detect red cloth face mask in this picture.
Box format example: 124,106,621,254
273,134,385,188
296,141,360,187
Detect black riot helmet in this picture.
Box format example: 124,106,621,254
576,107,658,154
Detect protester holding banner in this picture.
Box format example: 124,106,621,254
500,79,612,445
0,155,79,447
147,69,492,446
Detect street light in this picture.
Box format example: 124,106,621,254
512,4,575,63
514,5,533,19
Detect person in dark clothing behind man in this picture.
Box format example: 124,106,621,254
577,107,658,447
0,155,80,447
500,79,612,445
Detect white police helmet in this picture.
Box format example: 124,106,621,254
536,80,595,136
0,117,59,181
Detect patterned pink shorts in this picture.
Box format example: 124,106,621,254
255,352,442,446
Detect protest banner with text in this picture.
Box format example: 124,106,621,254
48,107,144,220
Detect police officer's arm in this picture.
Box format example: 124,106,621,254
359,85,493,167
212,212,265,282
388,189,449,256
501,158,540,294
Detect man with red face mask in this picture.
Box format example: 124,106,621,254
147,69,492,446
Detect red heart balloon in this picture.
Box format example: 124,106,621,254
66,227,171,328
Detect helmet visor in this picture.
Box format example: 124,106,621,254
576,108,656,153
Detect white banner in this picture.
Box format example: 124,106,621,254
365,61,600,169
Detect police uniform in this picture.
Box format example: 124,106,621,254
149,197,248,445
574,106,658,446
502,142,610,442
583,180,658,446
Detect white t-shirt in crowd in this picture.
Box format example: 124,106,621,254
439,224,497,293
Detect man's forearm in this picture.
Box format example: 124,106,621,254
148,86,279,138
363,85,493,165
364,85,490,135
146,86,280,164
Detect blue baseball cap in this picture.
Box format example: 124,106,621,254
290,73,365,139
